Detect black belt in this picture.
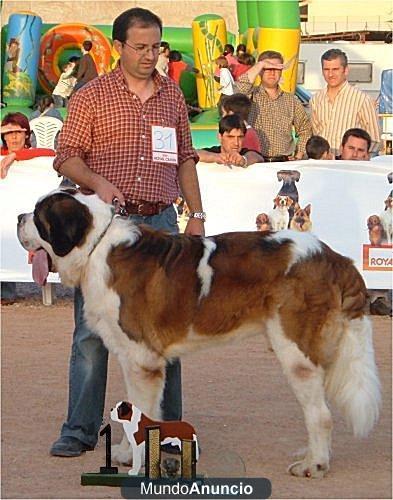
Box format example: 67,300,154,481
263,155,289,162
124,200,171,216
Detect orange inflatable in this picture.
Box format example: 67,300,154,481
38,23,112,93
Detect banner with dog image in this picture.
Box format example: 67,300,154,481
197,159,392,289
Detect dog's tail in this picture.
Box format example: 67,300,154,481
325,315,381,438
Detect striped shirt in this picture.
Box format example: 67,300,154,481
237,75,312,157
54,66,198,203
310,81,381,155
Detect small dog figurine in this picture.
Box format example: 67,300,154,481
290,204,313,232
380,195,393,244
111,401,198,476
367,215,385,246
256,213,271,232
277,170,301,220
269,195,293,231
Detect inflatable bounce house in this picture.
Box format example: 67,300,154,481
1,0,301,146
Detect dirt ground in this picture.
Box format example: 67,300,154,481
1,296,392,500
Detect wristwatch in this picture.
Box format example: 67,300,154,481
188,211,206,222
241,155,248,168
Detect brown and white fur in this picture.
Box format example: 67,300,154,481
111,401,198,475
380,196,393,244
17,190,381,478
367,215,385,246
269,195,293,231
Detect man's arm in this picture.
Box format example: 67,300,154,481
76,56,87,81
196,149,221,163
359,95,381,153
178,158,204,236
293,99,313,160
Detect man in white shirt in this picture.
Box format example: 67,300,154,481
310,48,381,157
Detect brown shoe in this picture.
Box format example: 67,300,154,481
1,298,15,306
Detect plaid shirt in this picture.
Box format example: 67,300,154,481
237,75,312,157
54,66,198,203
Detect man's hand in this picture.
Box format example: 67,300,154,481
0,153,16,179
184,217,205,236
218,152,247,167
90,174,125,205
257,59,284,74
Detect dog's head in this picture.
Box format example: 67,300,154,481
277,170,301,184
110,401,134,423
17,189,114,287
367,215,381,230
292,203,311,225
273,195,293,209
256,212,271,231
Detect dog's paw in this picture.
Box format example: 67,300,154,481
288,459,329,479
128,467,140,476
112,444,133,465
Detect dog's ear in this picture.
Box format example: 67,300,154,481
287,197,294,206
293,170,301,182
293,203,300,211
304,204,311,216
35,195,93,257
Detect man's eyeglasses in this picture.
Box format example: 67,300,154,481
122,41,161,56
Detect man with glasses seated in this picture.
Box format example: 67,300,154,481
237,50,312,162
50,7,204,459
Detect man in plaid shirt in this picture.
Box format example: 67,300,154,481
50,7,205,458
237,50,312,162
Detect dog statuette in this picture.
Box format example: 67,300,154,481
111,401,199,476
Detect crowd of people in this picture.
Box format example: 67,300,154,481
0,5,390,460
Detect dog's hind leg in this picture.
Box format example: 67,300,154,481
267,316,332,478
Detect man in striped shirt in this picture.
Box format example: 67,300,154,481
310,48,381,157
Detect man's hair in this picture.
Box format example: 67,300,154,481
112,7,162,43
218,114,246,135
215,56,228,68
160,41,170,53
169,50,182,62
306,135,330,159
321,48,348,67
258,50,284,64
221,93,252,122
224,44,235,55
82,40,93,52
342,128,371,151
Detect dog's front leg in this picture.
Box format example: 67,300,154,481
112,433,133,465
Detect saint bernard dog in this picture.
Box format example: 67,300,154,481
111,401,198,476
17,189,381,478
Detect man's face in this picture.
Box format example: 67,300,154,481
322,58,348,89
219,128,245,155
115,24,161,80
341,136,370,160
260,58,283,89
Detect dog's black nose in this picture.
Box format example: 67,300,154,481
17,213,25,224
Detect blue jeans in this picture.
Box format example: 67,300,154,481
60,206,182,446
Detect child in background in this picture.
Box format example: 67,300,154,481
306,135,333,159
221,93,262,153
52,62,77,108
215,56,236,111
168,50,198,85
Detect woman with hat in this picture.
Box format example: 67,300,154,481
1,112,55,179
